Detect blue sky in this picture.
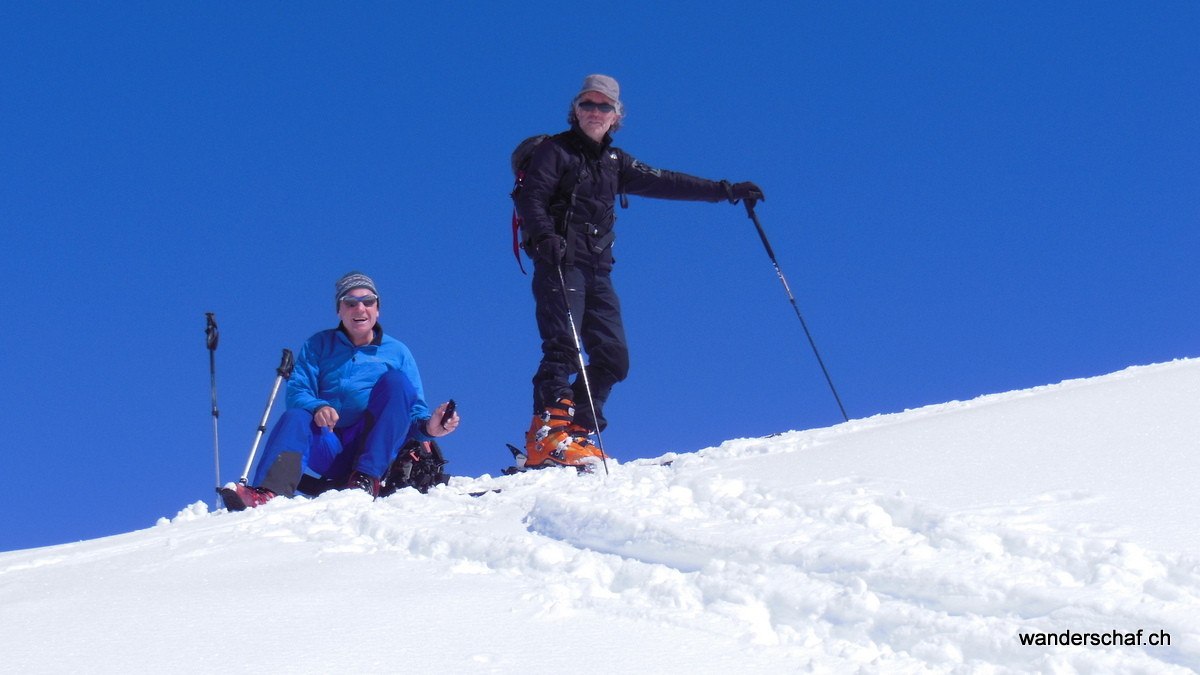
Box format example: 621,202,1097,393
2,1,1196,551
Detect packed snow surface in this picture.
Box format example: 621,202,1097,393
3,360,1199,673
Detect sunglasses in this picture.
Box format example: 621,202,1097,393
576,100,616,113
340,294,379,308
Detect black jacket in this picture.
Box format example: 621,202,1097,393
516,125,730,270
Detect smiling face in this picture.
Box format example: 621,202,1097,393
337,289,380,346
575,91,619,142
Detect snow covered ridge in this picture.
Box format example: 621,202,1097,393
3,360,1199,672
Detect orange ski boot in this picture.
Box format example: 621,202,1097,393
524,398,576,467
523,402,610,470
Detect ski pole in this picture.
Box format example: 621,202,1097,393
205,313,221,503
743,200,850,422
555,264,610,475
238,348,295,485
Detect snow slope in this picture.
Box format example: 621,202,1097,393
2,360,1198,673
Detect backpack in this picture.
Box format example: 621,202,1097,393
510,134,551,274
509,133,629,273
379,438,451,495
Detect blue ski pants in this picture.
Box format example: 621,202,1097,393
253,369,422,496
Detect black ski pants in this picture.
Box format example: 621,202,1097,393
531,263,629,432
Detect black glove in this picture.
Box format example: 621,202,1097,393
534,235,566,266
724,181,765,204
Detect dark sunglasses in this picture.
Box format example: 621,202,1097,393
340,294,379,308
577,100,616,113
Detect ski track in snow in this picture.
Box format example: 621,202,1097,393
526,460,1199,671
4,360,1200,672
180,460,1198,669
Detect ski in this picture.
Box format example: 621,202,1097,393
502,443,600,475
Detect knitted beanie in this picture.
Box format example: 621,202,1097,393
334,271,378,309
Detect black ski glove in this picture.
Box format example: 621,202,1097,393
724,181,765,204
534,235,566,266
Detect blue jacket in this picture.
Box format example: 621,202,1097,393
286,324,432,439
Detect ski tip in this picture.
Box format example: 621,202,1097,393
216,487,245,512
505,443,530,471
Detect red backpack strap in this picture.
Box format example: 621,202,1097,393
511,170,528,275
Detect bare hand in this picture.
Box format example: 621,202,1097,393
427,401,460,437
313,405,339,430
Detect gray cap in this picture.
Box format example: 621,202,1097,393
577,74,620,106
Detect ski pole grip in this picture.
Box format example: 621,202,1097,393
206,312,219,351
744,200,777,261
277,348,295,379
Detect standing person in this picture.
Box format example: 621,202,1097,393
220,271,459,511
515,74,763,469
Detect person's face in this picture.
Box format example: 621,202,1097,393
337,288,379,344
575,91,618,142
